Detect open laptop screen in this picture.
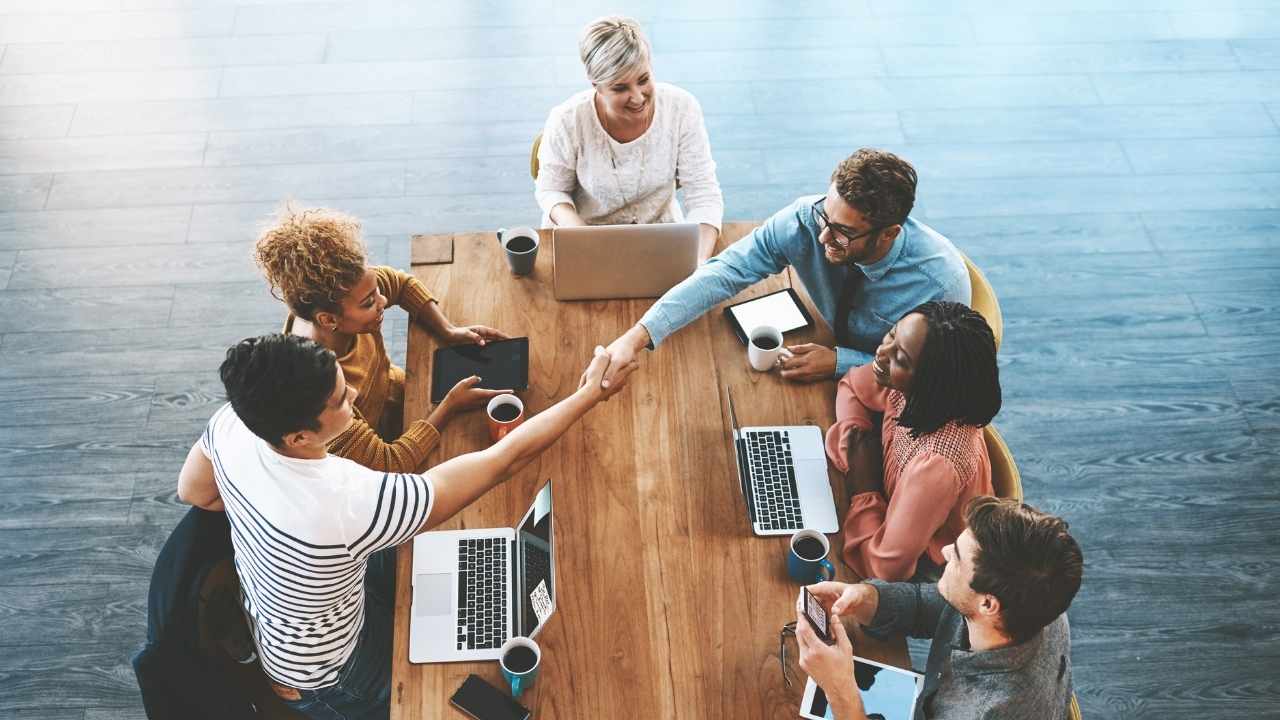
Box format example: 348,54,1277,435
517,482,554,637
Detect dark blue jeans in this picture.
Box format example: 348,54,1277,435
285,549,396,720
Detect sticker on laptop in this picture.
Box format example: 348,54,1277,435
530,579,553,625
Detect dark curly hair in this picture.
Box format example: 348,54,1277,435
965,496,1084,645
219,334,337,446
254,204,367,321
896,301,1001,438
831,149,918,227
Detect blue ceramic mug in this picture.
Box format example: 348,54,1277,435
788,529,835,584
499,635,541,698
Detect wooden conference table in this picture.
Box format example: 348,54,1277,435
392,222,908,719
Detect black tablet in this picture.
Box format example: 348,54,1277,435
430,337,529,404
723,288,815,345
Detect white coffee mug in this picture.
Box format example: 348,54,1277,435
747,325,785,372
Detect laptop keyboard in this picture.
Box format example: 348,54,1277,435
456,537,508,651
746,431,802,531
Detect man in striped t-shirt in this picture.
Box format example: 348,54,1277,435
178,334,633,719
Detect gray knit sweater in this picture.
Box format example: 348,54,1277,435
864,580,1073,720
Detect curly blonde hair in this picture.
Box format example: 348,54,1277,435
254,204,368,320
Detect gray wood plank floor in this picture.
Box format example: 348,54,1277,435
1,1,1277,718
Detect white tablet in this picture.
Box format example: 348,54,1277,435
799,656,924,720
723,288,815,345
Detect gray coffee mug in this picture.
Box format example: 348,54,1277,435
496,226,539,276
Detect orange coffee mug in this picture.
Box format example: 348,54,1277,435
486,394,525,442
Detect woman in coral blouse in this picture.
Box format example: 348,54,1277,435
255,205,511,473
826,301,1002,582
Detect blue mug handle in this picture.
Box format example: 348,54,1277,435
815,558,835,582
509,673,527,698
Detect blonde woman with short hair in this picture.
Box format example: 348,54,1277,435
535,16,724,261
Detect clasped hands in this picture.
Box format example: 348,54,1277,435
588,325,837,393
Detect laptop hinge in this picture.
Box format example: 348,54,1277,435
511,536,520,638
736,436,756,522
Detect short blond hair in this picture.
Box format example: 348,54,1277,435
254,204,367,320
579,15,650,86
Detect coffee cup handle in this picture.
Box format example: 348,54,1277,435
816,559,835,582
510,674,526,698
496,227,506,244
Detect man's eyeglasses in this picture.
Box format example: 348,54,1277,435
779,621,799,689
812,198,883,249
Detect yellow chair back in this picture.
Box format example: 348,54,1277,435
983,423,1022,503
960,251,1002,352
531,131,542,180
1068,693,1083,720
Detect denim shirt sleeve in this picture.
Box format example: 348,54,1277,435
639,204,796,347
862,579,949,641
836,346,873,378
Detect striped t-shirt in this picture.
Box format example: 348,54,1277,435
201,403,435,689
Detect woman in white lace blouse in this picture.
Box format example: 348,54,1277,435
535,16,725,262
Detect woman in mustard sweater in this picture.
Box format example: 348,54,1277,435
255,205,509,472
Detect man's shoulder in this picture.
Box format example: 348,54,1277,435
205,403,247,449
762,195,820,234
899,217,968,290
903,216,960,257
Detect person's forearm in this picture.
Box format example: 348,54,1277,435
415,299,454,337
697,223,719,263
847,433,884,497
549,203,585,226
492,387,597,477
619,323,652,353
845,583,880,626
828,685,868,720
177,483,224,511
426,400,453,431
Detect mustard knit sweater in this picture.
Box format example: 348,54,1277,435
284,266,440,473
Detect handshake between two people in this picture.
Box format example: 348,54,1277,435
590,323,839,391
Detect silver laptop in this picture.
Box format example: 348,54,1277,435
409,482,555,663
726,387,839,536
552,222,699,300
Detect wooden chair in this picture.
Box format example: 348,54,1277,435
960,251,1003,352
1068,692,1083,720
530,131,542,180
983,423,1022,503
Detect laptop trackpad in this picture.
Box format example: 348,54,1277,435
413,574,453,617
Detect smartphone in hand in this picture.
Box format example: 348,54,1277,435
802,586,835,645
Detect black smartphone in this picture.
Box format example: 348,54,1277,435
450,674,530,720
802,586,834,645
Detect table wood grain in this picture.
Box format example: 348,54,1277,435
392,222,908,719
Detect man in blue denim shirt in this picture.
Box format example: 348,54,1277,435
601,149,970,385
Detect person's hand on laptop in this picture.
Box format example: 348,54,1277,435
440,323,510,347
579,345,637,402
779,343,836,382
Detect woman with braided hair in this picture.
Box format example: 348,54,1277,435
825,301,1002,582
255,205,511,473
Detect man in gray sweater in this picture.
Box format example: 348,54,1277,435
796,496,1084,720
